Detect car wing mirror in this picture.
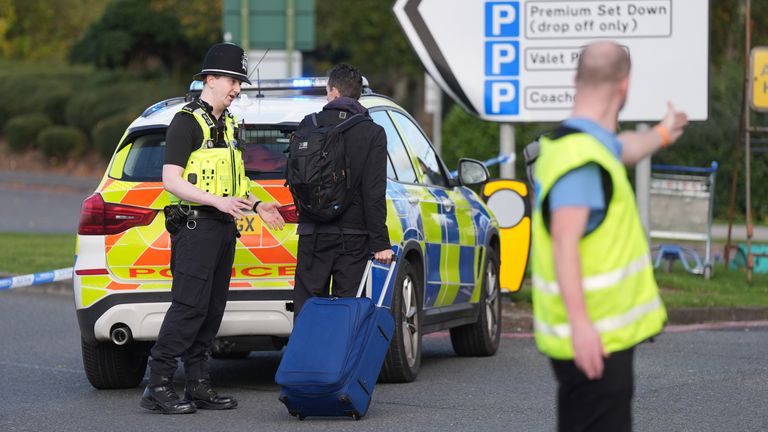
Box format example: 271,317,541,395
457,158,489,186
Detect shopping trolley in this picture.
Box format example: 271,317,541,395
649,162,718,279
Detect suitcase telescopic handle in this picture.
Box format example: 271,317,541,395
355,256,398,306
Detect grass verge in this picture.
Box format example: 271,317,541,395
0,232,75,275
508,263,768,309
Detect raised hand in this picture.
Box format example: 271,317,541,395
255,202,285,230
659,101,689,146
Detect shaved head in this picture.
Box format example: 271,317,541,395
575,41,631,87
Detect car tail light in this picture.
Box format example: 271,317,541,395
78,194,157,235
278,204,299,223
75,269,109,275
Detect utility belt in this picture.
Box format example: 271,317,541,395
163,204,234,235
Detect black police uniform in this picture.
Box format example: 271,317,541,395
141,42,250,415
148,98,239,383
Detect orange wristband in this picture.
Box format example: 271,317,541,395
654,124,670,147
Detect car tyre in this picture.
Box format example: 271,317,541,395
379,260,422,383
81,337,148,389
450,249,501,356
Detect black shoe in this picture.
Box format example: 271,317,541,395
140,378,197,414
185,378,238,410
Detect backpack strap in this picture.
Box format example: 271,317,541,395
333,113,370,133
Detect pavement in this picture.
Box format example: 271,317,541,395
0,170,100,193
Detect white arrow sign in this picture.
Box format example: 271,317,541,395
394,0,709,122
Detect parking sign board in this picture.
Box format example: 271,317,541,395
394,0,709,122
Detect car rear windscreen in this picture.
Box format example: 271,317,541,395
117,128,292,182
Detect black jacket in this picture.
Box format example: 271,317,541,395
296,97,391,253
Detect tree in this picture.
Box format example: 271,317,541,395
0,0,108,61
311,0,424,115
150,0,223,62
69,0,220,78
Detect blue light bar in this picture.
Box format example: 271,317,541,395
187,77,369,94
291,78,316,88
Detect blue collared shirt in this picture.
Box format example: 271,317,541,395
548,118,623,235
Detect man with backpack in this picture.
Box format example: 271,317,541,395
288,63,393,317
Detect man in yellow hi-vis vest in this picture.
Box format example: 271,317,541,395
140,43,285,415
532,41,688,431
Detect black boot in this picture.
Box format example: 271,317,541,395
184,378,238,410
140,377,197,414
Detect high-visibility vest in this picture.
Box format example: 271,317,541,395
531,131,666,360
170,101,251,204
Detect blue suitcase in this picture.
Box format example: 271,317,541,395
275,259,396,420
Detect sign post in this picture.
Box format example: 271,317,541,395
223,0,315,79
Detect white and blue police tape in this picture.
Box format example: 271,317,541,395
0,267,73,290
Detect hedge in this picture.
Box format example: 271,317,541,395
4,114,53,152
37,126,89,161
0,62,184,159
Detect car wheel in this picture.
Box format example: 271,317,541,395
379,260,422,383
450,249,501,356
81,337,148,389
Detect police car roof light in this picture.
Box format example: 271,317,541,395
187,77,370,94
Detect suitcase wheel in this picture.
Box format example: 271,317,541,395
289,411,305,421
352,413,361,421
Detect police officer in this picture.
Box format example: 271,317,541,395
140,43,284,414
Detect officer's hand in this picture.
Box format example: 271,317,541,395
659,102,689,146
255,202,285,230
215,196,252,219
571,319,606,380
374,249,394,265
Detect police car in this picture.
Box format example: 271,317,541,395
74,78,508,389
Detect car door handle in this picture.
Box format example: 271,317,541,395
441,198,454,211
407,196,419,205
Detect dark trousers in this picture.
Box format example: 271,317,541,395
148,219,237,383
550,347,635,432
293,233,370,318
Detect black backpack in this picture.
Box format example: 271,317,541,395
286,111,371,222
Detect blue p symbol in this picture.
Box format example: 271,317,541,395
485,2,519,37
485,80,519,115
485,41,519,76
